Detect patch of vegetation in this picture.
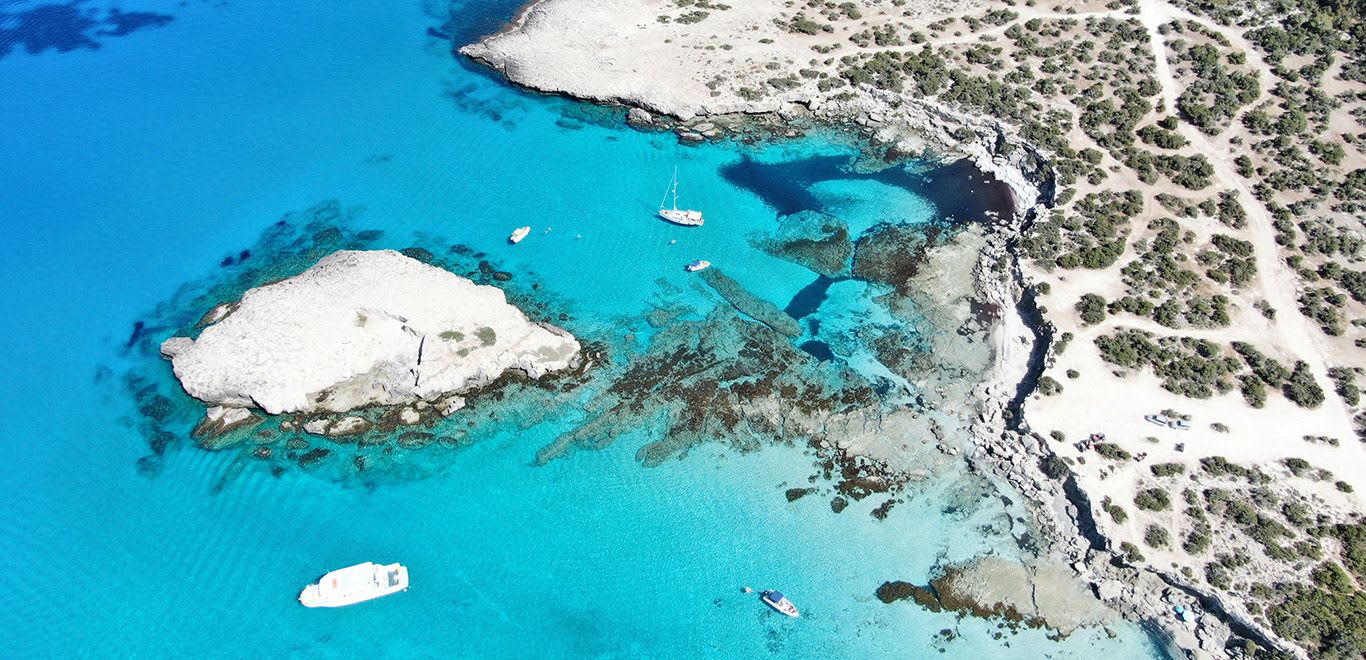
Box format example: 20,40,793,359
1200,456,1271,484
1022,190,1142,269
1283,361,1325,408
1102,496,1129,523
1144,524,1171,548
1096,330,1241,397
1171,40,1260,133
1037,375,1064,396
1041,454,1071,479
1134,487,1171,511
1076,293,1107,325
1150,462,1185,478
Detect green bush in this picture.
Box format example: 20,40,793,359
1040,454,1071,480
1200,456,1271,483
1135,487,1171,511
1284,361,1326,408
1144,524,1171,548
1103,497,1129,523
1038,376,1064,396
1284,457,1313,477
1328,367,1360,406
1076,293,1108,325
1150,462,1185,478
1184,529,1212,554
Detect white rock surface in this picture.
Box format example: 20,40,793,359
163,250,580,415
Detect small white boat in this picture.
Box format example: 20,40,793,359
658,167,704,226
509,226,531,244
299,562,409,608
760,589,800,617
685,260,711,272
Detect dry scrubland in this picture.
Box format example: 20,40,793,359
466,0,1366,655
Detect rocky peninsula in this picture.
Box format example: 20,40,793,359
462,0,1366,657
161,249,581,436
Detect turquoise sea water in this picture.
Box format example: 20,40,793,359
0,1,1164,657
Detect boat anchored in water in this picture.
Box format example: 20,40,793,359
299,562,409,608
509,226,531,243
658,167,704,226
760,589,800,617
685,260,711,272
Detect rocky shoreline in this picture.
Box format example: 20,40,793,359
457,12,1294,654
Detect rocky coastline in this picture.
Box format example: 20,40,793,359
456,6,1290,655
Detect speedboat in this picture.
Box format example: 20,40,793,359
509,226,531,243
760,589,800,617
299,562,409,608
685,260,711,272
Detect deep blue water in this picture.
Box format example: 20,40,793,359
0,1,1163,657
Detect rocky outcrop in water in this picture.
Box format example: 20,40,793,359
697,268,802,338
161,249,581,421
534,305,875,466
876,556,1113,636
752,210,852,277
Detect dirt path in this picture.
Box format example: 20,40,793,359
1139,0,1357,441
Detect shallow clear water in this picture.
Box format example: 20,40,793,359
0,1,1163,657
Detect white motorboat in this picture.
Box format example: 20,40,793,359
658,167,704,226
685,260,711,272
760,589,800,617
509,226,531,243
299,562,409,608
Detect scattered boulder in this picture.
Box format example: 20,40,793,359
626,107,653,127
192,406,262,442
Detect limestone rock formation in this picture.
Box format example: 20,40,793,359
162,250,580,419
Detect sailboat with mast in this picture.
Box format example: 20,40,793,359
658,167,704,226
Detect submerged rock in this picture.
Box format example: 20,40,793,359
753,210,852,277
535,306,875,466
697,268,801,337
191,405,263,444
162,250,581,420
297,447,331,468
852,222,936,290
877,557,1112,635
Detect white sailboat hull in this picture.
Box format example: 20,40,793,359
659,209,704,226
509,226,531,243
